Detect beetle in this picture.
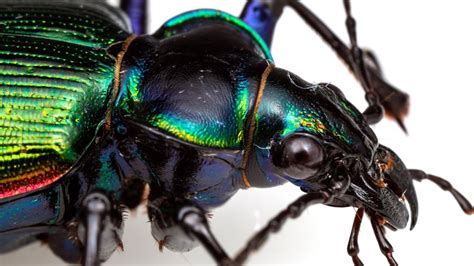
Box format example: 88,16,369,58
0,0,474,266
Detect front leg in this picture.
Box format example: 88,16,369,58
147,195,233,265
76,191,124,266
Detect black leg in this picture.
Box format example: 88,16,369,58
147,172,349,265
120,0,147,34
370,215,398,266
147,196,232,265
347,208,364,266
286,1,409,130
409,169,474,215
234,169,350,264
342,0,384,125
234,192,332,264
81,193,109,266
78,192,124,266
178,206,233,265
151,192,334,265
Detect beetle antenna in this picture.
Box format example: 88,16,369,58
409,170,474,215
235,192,334,264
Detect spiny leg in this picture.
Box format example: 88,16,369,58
179,206,233,264
370,215,398,266
409,169,474,215
234,192,332,264
78,192,124,266
147,196,232,265
347,208,364,266
286,0,409,130
120,0,148,34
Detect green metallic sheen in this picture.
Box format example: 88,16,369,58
161,9,274,62
119,68,251,149
255,74,355,148
146,77,250,148
0,2,129,198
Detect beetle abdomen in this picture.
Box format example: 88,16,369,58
0,1,129,199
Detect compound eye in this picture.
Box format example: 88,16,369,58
272,134,325,180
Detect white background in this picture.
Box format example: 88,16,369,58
2,1,474,265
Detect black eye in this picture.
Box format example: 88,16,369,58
272,134,325,180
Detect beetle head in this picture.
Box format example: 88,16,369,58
253,68,378,188
253,68,418,229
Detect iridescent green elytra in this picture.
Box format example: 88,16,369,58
0,1,129,198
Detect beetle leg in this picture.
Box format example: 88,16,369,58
347,208,364,266
235,172,350,263
147,196,232,265
370,214,398,266
342,0,384,125
178,206,233,264
234,192,332,264
286,1,409,131
409,170,474,215
120,0,147,34
78,192,124,266
240,0,286,47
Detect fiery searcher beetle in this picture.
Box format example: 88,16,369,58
0,0,474,266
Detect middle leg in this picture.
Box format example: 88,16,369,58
147,194,233,265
